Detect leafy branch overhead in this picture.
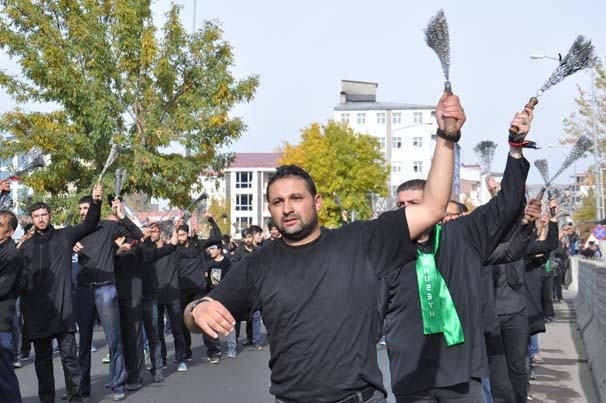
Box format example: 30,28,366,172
279,121,389,228
0,0,258,207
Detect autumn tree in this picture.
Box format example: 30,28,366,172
279,121,389,228
573,188,597,223
0,0,258,215
562,62,606,151
201,194,231,236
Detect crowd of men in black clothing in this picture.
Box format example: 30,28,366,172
0,90,586,403
185,93,579,403
0,180,279,403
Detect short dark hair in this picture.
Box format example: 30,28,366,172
0,210,18,231
177,224,189,233
241,227,253,237
28,202,51,216
267,165,317,202
250,225,263,235
397,179,426,194
78,195,94,205
267,220,276,230
449,200,468,214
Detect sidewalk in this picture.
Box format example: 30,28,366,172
528,289,599,403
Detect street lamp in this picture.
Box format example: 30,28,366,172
530,53,603,220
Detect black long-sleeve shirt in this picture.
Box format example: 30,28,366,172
382,154,530,396
0,239,23,332
77,217,133,284
21,200,101,339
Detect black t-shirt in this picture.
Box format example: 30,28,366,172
176,239,207,290
381,154,529,396
205,256,231,291
210,209,415,402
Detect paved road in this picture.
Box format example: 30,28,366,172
15,289,598,402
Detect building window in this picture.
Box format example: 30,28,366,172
236,194,253,211
413,111,423,124
376,112,386,124
341,113,350,123
393,137,402,149
357,113,366,124
392,186,398,196
392,163,402,173
236,216,252,229
392,112,402,124
413,161,423,173
236,171,252,189
378,137,386,149
413,136,423,148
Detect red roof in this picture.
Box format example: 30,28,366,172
229,153,280,169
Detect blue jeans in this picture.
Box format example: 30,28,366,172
527,334,539,357
252,310,262,345
75,283,125,394
481,377,494,403
0,332,21,402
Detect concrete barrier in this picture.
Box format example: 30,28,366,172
575,257,606,403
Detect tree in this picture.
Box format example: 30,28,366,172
0,0,258,214
203,194,231,236
561,62,606,151
573,188,597,223
279,121,389,228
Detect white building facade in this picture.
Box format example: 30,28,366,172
333,80,459,197
224,153,280,235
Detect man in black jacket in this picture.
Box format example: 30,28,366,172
20,186,102,403
0,209,23,403
72,195,136,401
381,107,533,403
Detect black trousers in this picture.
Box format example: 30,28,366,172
395,379,484,403
158,302,186,364
485,326,515,403
552,275,563,301
179,287,204,358
541,276,554,318
32,332,81,403
494,310,529,403
142,299,162,373
118,300,144,386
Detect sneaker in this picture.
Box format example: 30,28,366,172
529,370,537,380
162,361,168,369
144,348,150,360
177,362,188,372
20,352,31,361
241,340,253,346
112,391,126,401
102,353,111,364
207,355,220,364
153,371,164,383
253,344,263,351
227,352,236,358
90,345,97,353
12,360,22,369
531,354,544,364
126,383,141,391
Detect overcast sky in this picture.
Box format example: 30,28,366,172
2,0,605,186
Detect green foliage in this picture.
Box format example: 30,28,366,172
573,188,597,223
279,121,389,228
0,0,258,208
205,194,231,236
562,62,606,152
